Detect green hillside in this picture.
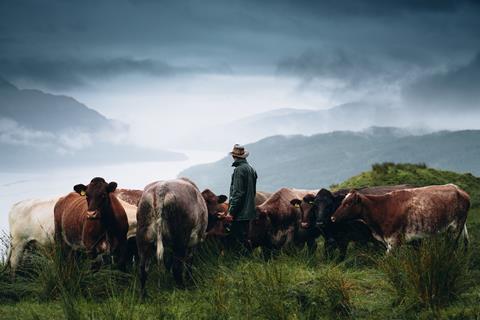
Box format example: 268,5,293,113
2,164,480,319
334,162,480,207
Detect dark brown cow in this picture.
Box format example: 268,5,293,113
204,191,272,240
251,188,318,252
331,184,470,252
291,185,411,259
136,178,209,297
201,189,228,238
54,177,129,269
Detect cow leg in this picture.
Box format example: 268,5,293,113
126,236,138,268
138,239,155,300
172,252,186,288
338,240,348,261
306,237,317,255
184,249,195,285
115,239,128,272
324,238,337,260
8,240,27,278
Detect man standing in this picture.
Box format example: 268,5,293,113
228,144,258,250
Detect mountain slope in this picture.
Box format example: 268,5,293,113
179,127,480,194
0,77,112,132
0,78,185,170
182,102,411,151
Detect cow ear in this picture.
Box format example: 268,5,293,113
217,195,228,204
107,182,118,193
290,199,301,208
303,194,315,204
74,184,87,195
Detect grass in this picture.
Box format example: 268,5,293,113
2,164,480,319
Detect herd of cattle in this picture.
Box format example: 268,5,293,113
4,177,471,296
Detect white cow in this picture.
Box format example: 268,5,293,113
5,198,58,274
5,195,138,274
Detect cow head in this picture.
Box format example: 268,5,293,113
74,177,117,220
201,189,228,216
313,189,340,226
201,189,228,232
290,193,316,229
330,190,362,223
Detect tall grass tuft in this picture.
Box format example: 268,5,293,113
380,234,471,311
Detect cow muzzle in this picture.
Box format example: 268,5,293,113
330,216,336,223
87,210,100,219
300,222,310,229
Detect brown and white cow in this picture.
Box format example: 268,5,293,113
54,177,129,268
251,188,318,252
330,184,470,252
136,178,209,296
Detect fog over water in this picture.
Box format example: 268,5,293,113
0,150,224,233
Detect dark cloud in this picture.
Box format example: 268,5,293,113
0,57,231,89
402,53,480,112
0,0,479,96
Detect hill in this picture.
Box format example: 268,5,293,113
180,102,411,150
0,78,185,169
179,127,480,194
335,162,480,207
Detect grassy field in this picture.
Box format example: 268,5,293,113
1,163,480,320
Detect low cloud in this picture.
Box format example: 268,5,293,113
0,116,132,154
402,53,480,112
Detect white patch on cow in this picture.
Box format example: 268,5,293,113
344,193,352,201
118,199,138,239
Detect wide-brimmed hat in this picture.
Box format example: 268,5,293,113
230,144,249,158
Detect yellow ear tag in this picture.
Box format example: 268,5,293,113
294,203,300,208
80,191,86,196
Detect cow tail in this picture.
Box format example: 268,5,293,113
461,224,469,248
156,193,175,262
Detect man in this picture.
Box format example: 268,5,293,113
228,144,258,250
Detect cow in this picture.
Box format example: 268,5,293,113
251,188,318,255
291,185,411,259
136,178,209,297
4,188,141,274
201,189,228,238
114,188,143,264
330,184,470,252
4,198,57,275
204,191,271,240
114,189,143,206
54,177,129,269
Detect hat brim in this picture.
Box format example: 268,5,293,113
230,150,249,158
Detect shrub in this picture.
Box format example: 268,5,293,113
380,235,471,311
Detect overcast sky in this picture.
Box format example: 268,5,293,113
1,0,479,148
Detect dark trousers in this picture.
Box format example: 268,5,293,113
230,220,251,253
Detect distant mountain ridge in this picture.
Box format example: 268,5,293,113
183,102,413,151
0,76,114,132
0,77,185,170
179,127,480,194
